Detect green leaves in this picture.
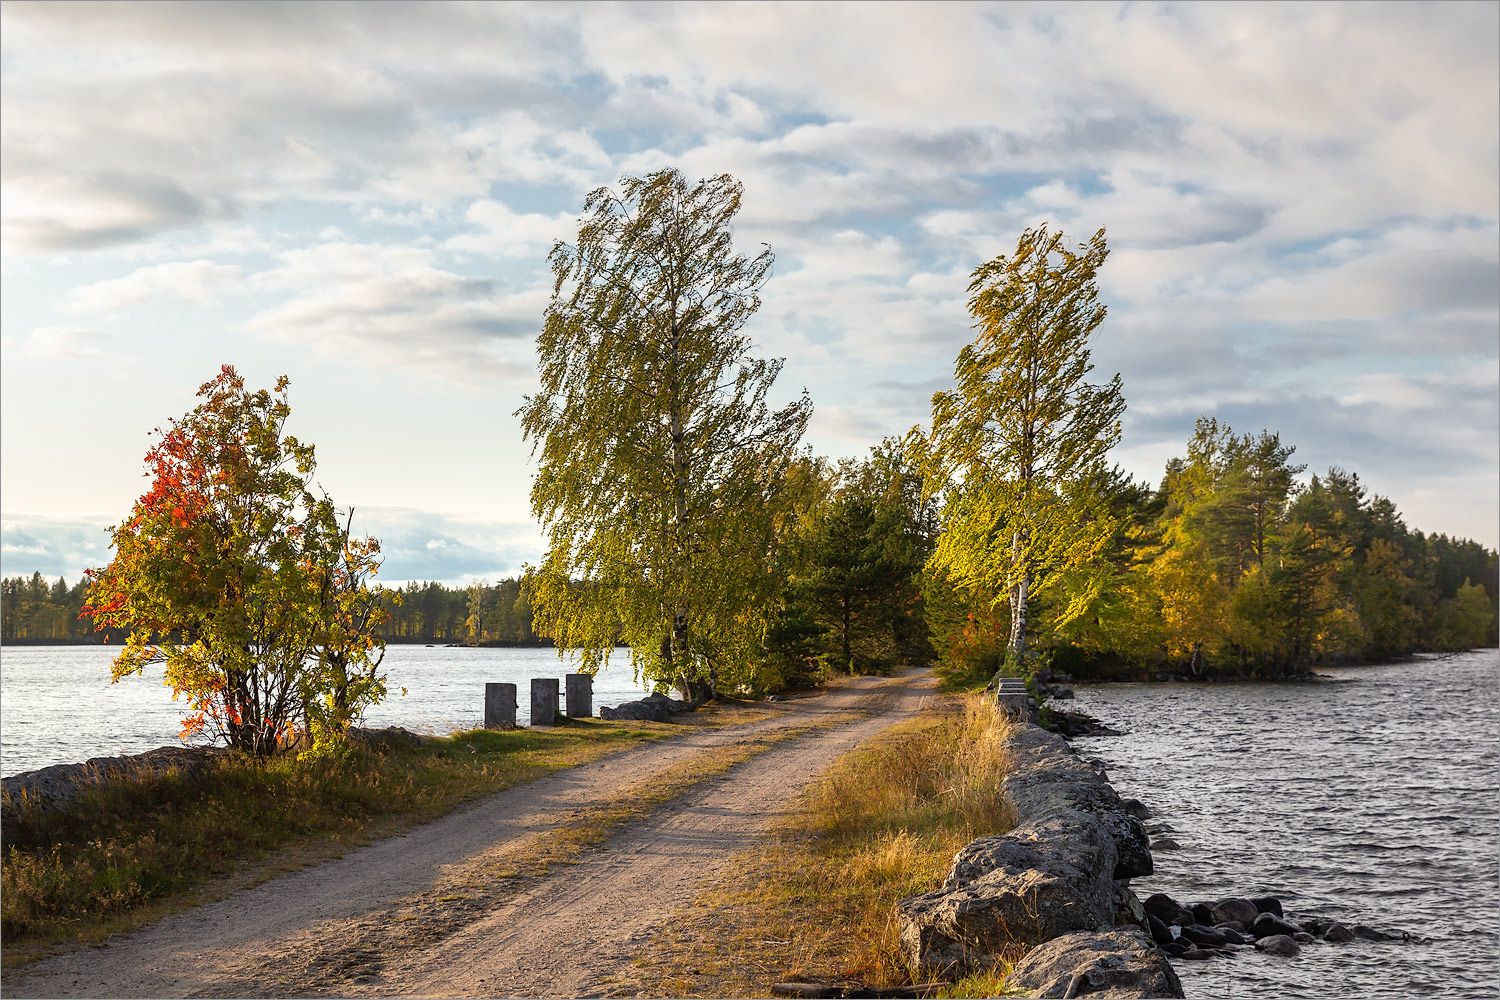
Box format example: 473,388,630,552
519,169,811,697
915,225,1124,665
83,367,388,755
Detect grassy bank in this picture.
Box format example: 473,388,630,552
0,712,753,963
617,694,1022,999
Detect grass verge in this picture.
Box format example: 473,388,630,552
616,694,1023,999
0,705,769,965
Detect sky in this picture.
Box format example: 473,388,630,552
2,1,1497,588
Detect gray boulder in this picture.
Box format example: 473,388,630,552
2,745,220,820
1323,922,1356,943
1252,912,1302,939
1005,926,1184,998
1209,898,1259,927
598,700,672,722
1255,934,1301,957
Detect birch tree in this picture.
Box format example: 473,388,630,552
518,169,811,702
913,225,1123,667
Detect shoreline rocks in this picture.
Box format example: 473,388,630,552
896,723,1176,997
1,745,223,820
598,692,692,723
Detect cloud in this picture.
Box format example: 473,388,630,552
0,514,115,581
333,507,543,586
64,259,245,312
10,326,108,360
445,200,577,257
244,242,546,381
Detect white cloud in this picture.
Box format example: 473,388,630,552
244,242,546,381
64,259,244,312
445,200,577,257
11,326,108,360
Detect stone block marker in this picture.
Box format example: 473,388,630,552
530,677,560,727
994,676,1038,723
565,673,593,718
484,682,517,729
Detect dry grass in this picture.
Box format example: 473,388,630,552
0,709,773,965
617,694,1021,999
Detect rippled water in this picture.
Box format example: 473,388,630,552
1069,649,1499,999
0,644,653,777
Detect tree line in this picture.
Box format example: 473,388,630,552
21,167,1496,757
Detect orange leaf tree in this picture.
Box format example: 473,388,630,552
84,366,389,756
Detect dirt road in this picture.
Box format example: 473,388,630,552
5,669,938,999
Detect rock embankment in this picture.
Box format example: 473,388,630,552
1,745,221,820
897,724,1181,998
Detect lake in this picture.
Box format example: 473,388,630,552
1070,649,1499,999
0,644,653,777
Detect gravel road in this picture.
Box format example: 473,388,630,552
4,669,937,999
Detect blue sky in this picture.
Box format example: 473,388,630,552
2,1,1497,587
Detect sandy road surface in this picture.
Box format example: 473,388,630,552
5,670,937,999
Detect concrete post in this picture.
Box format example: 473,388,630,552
484,682,517,729
530,677,560,727
565,673,593,719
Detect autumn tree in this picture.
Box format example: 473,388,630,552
518,169,812,702
84,367,389,755
913,225,1124,670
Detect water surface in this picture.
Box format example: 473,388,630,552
1070,650,1499,999
1,644,653,777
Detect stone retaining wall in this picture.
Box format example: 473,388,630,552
897,722,1183,999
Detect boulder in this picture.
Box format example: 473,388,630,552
1146,914,1173,947
1252,913,1302,940
1004,927,1184,999
1250,895,1284,918
1142,893,1194,929
1292,932,1316,944
598,700,673,723
1212,925,1250,945
1178,947,1217,961
1180,924,1227,947
1254,934,1301,957
1122,798,1152,820
898,727,1153,977
1161,941,1191,958
1209,898,1259,927
1299,917,1328,937
1323,922,1355,943
1352,924,1395,941
903,814,1127,971
1150,838,1182,851
1189,903,1213,926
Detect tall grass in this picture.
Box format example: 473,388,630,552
627,694,1019,998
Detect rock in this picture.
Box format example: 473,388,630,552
1052,685,1076,700
1178,947,1217,961
902,814,1127,971
1150,838,1182,851
1323,922,1356,943
1122,798,1152,820
2,745,221,820
1142,893,1195,929
1161,940,1191,958
1146,914,1173,947
1250,896,1284,918
1292,932,1316,944
1254,934,1301,957
1252,913,1302,940
899,727,1151,976
1180,924,1227,947
1352,924,1395,941
1004,926,1184,999
1299,917,1327,937
348,726,427,748
598,700,672,723
1209,898,1260,927
1212,925,1250,945
1189,903,1213,926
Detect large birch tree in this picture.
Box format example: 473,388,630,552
913,225,1124,668
518,169,811,702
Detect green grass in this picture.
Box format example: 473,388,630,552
619,694,1024,999
0,717,697,962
